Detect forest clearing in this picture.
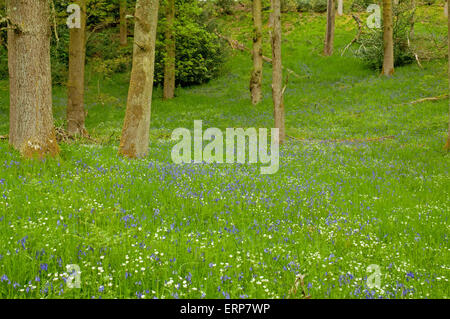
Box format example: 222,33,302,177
0,0,448,300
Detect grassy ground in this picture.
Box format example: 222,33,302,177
0,6,449,299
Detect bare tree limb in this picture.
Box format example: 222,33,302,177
341,14,363,56
215,31,308,79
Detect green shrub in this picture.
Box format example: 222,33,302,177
281,0,298,12
356,1,415,70
295,0,327,12
154,0,226,87
50,27,70,86
215,0,235,15
350,0,374,12
296,0,313,12
311,0,328,13
0,45,7,80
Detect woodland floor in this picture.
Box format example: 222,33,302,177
0,5,448,298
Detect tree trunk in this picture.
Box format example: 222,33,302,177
337,0,343,16
7,0,59,158
445,1,448,18
67,0,87,136
446,4,450,151
163,0,175,100
119,0,159,158
271,0,285,144
120,0,128,46
250,0,263,105
382,0,394,76
324,0,335,56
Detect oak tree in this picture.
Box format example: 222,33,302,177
119,0,159,158
382,0,394,76
163,0,175,100
250,0,263,105
7,0,59,158
271,0,285,144
67,0,88,136
120,0,128,46
446,2,450,151
324,0,336,56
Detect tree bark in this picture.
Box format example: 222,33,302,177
382,0,394,76
120,0,128,46
163,0,175,100
119,0,159,158
324,0,336,56
67,0,87,136
446,4,450,151
250,0,263,105
271,0,285,144
337,0,343,16
7,0,59,158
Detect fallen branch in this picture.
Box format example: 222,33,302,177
55,126,98,144
341,14,363,56
216,32,307,79
407,34,423,69
396,94,449,106
287,135,396,144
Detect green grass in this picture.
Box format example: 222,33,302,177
0,5,449,299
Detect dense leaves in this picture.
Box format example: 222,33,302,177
356,0,415,70
154,0,226,87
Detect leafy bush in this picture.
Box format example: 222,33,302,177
0,45,7,80
311,0,328,12
50,27,70,85
350,0,374,12
356,1,415,70
0,1,8,80
215,0,235,15
154,0,226,87
281,0,298,12
296,0,313,12
295,0,327,12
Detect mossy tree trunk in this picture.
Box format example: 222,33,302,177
271,0,285,144
163,0,175,100
67,0,87,136
119,0,159,158
7,0,59,158
382,0,394,76
120,0,128,46
250,0,263,105
324,0,336,56
446,5,450,151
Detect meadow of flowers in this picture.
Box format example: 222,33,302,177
0,137,448,299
